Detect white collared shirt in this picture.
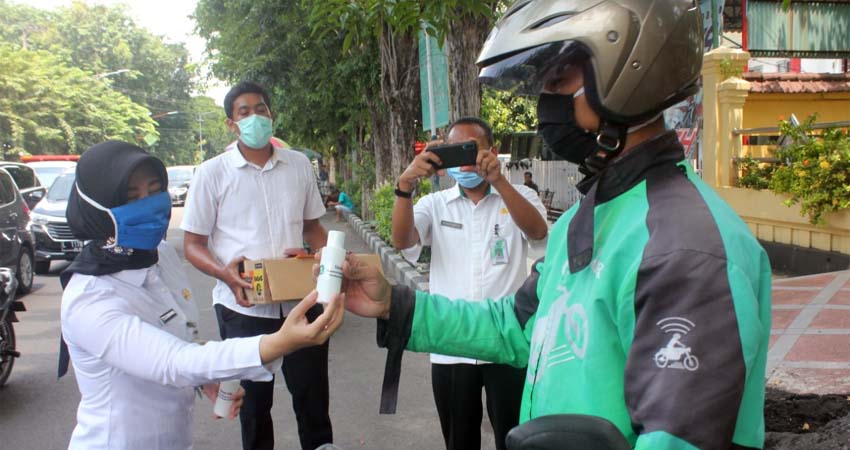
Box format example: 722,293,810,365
402,183,547,365
181,142,326,318
60,242,275,450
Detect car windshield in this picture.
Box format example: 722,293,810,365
47,172,75,202
33,166,68,189
167,168,193,187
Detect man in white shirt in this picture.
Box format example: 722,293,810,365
181,81,332,450
391,117,548,450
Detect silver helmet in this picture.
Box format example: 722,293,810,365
477,0,703,125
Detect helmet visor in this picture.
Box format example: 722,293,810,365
478,41,585,96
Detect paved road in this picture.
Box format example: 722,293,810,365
0,209,498,450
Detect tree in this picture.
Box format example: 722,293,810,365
480,88,537,146
308,1,510,182
188,96,231,162
0,0,198,163
0,45,157,155
439,1,504,121
308,1,423,184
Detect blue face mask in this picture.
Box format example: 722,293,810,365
237,114,274,149
76,186,171,250
447,167,485,189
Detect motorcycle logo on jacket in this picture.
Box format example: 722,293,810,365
653,317,700,371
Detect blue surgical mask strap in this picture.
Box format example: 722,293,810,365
74,183,118,249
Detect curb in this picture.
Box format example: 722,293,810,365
345,211,429,293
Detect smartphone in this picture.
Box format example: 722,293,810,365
426,141,478,170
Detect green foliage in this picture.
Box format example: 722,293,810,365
307,0,498,50
371,179,432,244
371,183,396,244
480,87,537,146
737,157,775,191
195,0,378,157
738,115,850,224
0,1,202,163
0,45,157,155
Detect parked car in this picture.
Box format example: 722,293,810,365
29,169,81,274
25,160,78,190
0,162,46,210
0,168,34,294
166,165,196,206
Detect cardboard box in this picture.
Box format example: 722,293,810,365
241,253,382,304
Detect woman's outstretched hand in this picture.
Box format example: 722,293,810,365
259,290,345,364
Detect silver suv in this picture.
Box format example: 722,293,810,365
29,169,81,274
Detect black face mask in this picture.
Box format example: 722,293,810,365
536,93,598,165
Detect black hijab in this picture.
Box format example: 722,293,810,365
61,141,169,287
58,141,168,377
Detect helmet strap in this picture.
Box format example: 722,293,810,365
583,122,628,174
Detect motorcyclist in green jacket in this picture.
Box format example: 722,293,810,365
335,1,771,449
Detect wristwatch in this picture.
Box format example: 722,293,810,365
394,182,413,198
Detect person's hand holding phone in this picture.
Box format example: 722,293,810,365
398,143,442,192
476,147,505,185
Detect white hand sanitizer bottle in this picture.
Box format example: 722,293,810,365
213,379,241,418
317,231,346,304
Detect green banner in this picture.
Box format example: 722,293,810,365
748,1,850,58
418,29,450,133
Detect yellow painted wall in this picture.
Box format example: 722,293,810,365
742,92,850,130
717,187,850,255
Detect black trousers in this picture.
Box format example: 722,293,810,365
215,304,333,450
431,362,526,450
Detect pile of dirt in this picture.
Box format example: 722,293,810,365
764,387,850,450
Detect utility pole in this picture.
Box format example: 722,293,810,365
196,111,218,157
198,112,203,156
710,0,720,49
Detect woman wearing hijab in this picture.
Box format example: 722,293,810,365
59,141,344,450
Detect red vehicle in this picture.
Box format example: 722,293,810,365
20,155,80,163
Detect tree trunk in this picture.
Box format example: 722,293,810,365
378,23,419,180
366,96,392,185
445,8,494,122
335,133,349,187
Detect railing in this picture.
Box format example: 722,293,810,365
733,120,850,135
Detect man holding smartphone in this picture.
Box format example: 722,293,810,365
391,117,548,450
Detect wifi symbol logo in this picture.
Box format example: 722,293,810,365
657,317,695,336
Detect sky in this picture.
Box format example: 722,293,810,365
14,0,229,105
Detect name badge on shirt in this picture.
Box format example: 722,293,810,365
159,309,177,325
440,220,463,229
490,224,509,265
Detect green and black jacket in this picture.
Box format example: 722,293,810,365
378,131,772,450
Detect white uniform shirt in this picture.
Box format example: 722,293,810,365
181,142,326,318
60,242,274,450
402,184,547,365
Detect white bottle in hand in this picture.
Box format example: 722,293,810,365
317,231,346,304
213,380,241,418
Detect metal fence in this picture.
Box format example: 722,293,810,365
505,160,582,211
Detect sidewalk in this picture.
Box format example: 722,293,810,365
767,269,850,394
